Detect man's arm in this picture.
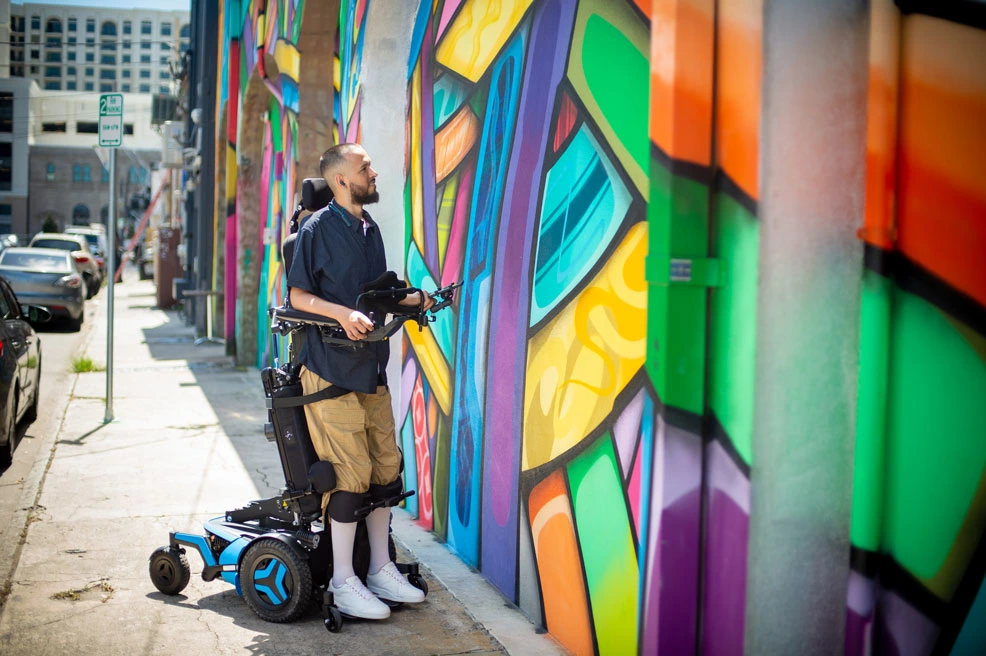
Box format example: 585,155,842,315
289,287,375,340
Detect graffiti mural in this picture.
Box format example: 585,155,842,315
847,2,986,654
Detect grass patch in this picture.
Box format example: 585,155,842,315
70,356,105,373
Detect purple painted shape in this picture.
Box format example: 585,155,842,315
613,389,645,478
479,0,577,600
653,422,703,655
441,160,473,287
274,151,284,180
876,589,939,656
225,215,237,340
419,19,439,275
400,356,419,429
845,571,876,656
701,441,751,656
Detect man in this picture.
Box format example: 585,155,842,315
287,143,432,620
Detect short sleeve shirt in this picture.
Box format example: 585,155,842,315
286,199,389,393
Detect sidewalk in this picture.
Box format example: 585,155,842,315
0,277,566,656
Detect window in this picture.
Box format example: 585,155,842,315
10,66,23,78
46,36,62,48
101,21,116,37
161,23,172,37
0,94,12,133
73,204,89,221
46,18,62,33
180,24,190,39
121,84,130,92
30,50,39,60
0,205,11,235
159,71,169,80
30,66,39,75
124,124,134,136
44,66,60,77
12,17,25,32
158,86,170,94
122,40,131,49
45,51,62,63
122,70,131,79
99,83,113,92
141,41,151,50
85,67,94,76
101,166,109,183
68,18,77,32
42,122,66,132
122,54,131,64
139,70,150,79
30,34,40,44
159,56,168,65
84,82,93,91
128,166,137,183
86,37,95,47
100,55,115,65
67,36,76,47
101,41,116,52
86,19,95,33
83,165,91,182
67,52,76,61
140,54,150,64
138,84,150,93
67,66,76,75
141,21,152,35
46,163,56,181
160,42,169,51
44,81,62,90
85,52,94,62
77,122,98,133
31,16,41,31
66,81,76,90
123,21,132,35
73,164,82,182
100,69,115,80
0,143,11,191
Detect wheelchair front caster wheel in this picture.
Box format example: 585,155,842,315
408,573,428,597
149,546,191,595
325,607,343,632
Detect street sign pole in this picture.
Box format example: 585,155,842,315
99,93,123,423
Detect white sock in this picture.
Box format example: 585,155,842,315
330,519,357,587
366,507,392,574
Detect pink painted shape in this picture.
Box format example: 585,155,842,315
440,159,474,287
345,94,361,144
225,214,238,340
629,441,643,539
436,0,464,41
399,355,419,428
613,389,645,478
412,374,434,529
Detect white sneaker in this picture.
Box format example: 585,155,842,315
366,562,426,603
328,575,391,619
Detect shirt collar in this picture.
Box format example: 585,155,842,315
329,199,376,232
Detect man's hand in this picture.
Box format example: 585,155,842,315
399,290,435,311
344,310,375,340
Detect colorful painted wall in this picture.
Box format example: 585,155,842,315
846,2,986,654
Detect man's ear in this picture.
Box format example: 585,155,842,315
335,174,346,188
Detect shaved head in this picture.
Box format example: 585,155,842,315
319,143,363,180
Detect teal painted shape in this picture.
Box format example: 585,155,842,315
434,71,471,131
401,409,419,517
407,243,453,365
531,124,630,326
952,575,986,655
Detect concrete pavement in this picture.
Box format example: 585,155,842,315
0,276,567,656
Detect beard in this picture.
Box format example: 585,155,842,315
350,182,380,205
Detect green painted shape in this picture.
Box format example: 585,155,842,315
268,97,283,151
567,434,638,656
850,270,893,550
468,81,488,119
882,289,986,579
292,0,304,44
432,410,451,541
707,192,759,465
644,159,708,415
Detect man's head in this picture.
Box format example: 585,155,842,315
319,143,379,207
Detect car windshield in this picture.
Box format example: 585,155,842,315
32,239,80,251
0,250,72,272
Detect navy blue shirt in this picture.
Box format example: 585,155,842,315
286,199,389,393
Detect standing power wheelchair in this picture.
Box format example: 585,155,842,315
148,178,461,633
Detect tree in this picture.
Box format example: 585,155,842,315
41,214,59,233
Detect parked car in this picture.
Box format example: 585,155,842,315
0,234,18,252
65,226,109,277
28,233,101,299
0,274,49,467
0,248,86,331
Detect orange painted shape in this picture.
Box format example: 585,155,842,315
896,17,986,306
434,107,480,184
715,0,762,201
529,471,594,656
633,0,652,17
649,0,714,165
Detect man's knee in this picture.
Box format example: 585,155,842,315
326,490,371,523
367,477,404,507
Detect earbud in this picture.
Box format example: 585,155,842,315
340,181,346,187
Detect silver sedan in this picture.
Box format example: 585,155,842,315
0,247,86,331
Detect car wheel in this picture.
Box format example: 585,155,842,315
1,395,16,468
23,353,40,424
69,311,83,332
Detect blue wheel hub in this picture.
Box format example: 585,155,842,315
252,557,290,606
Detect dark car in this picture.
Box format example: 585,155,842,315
0,248,86,331
0,275,48,466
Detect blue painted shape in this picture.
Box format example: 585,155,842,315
406,244,453,364
952,575,986,655
446,24,528,567
281,77,299,114
433,71,471,130
407,0,432,78
637,391,655,597
401,409,419,517
530,124,631,326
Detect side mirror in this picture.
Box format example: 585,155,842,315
22,305,52,324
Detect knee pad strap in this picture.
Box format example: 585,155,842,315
327,490,371,523
367,477,404,507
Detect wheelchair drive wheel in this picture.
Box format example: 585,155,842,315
241,538,313,623
149,547,191,596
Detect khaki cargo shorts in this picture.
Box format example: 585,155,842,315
299,366,402,514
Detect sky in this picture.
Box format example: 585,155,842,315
13,0,190,10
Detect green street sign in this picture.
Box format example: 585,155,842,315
98,93,124,147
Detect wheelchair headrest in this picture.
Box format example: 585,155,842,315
301,177,333,211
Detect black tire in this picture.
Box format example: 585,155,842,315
149,547,190,595
241,538,312,623
324,607,343,633
0,395,15,468
68,310,83,332
23,354,40,424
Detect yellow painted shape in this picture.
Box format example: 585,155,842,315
225,144,237,205
256,9,266,49
435,0,536,83
273,39,300,83
334,57,341,92
407,323,451,415
437,170,460,269
410,61,425,256
523,222,648,470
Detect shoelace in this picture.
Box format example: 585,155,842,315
341,579,377,601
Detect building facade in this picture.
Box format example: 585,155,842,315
0,77,37,236
5,2,188,95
